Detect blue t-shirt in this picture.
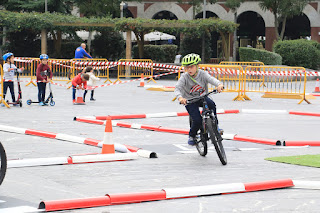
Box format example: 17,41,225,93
74,47,92,59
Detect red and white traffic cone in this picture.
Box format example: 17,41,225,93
314,78,320,93
138,73,145,87
74,89,85,105
101,116,115,154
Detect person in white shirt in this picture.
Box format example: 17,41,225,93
2,53,24,105
83,66,100,101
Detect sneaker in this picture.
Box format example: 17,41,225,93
218,127,224,135
90,98,96,101
188,136,197,146
39,102,45,106
72,100,76,104
1,103,5,107
43,102,48,106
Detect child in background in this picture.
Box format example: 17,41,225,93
84,66,100,101
36,54,53,106
2,52,24,106
71,73,89,104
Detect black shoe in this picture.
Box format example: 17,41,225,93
90,98,96,101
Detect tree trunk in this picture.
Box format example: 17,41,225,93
54,30,62,58
279,16,287,40
274,14,280,40
87,31,92,53
220,32,229,60
135,31,145,59
233,12,237,61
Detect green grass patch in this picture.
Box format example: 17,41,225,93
265,154,320,168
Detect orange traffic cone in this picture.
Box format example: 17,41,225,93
314,78,320,93
74,89,85,105
101,116,115,154
138,73,145,87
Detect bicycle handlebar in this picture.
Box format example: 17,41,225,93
186,89,219,104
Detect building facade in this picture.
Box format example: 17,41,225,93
126,1,320,55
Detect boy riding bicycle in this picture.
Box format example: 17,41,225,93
174,53,224,145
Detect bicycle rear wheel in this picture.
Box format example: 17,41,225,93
206,118,227,165
0,142,7,185
189,116,207,156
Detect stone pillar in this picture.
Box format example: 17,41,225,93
126,30,132,59
265,27,277,51
229,33,234,61
41,29,47,54
311,27,320,43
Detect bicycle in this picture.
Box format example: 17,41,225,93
187,90,227,165
0,142,7,185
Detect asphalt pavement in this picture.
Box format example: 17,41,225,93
0,77,320,213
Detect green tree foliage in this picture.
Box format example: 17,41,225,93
73,0,120,18
0,0,73,13
91,31,125,60
259,0,311,40
180,33,211,62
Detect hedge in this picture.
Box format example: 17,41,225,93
133,45,178,63
239,47,282,65
274,39,320,70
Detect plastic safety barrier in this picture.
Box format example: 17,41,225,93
243,66,312,104
199,64,245,101
71,58,111,83
220,61,264,67
115,59,155,83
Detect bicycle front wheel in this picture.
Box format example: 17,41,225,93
0,142,7,185
206,118,227,165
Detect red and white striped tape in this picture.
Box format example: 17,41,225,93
14,58,320,76
0,124,157,158
39,178,320,211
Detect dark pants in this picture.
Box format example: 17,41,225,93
3,81,15,102
83,90,94,101
185,96,218,137
37,82,47,102
72,86,76,100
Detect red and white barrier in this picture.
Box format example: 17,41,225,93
74,117,284,146
283,141,320,146
39,179,301,211
288,111,320,117
74,109,239,121
0,124,157,158
8,157,69,168
7,153,138,168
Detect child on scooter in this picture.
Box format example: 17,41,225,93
83,66,100,102
36,54,53,106
2,52,24,106
72,73,89,104
174,53,224,146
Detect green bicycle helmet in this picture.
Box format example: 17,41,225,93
181,53,201,66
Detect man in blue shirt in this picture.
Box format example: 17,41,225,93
74,43,92,59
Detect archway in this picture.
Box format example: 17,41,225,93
237,11,265,49
195,11,218,19
280,14,310,39
152,11,178,20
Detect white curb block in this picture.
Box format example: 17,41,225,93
164,183,245,198
8,157,69,168
71,153,138,164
